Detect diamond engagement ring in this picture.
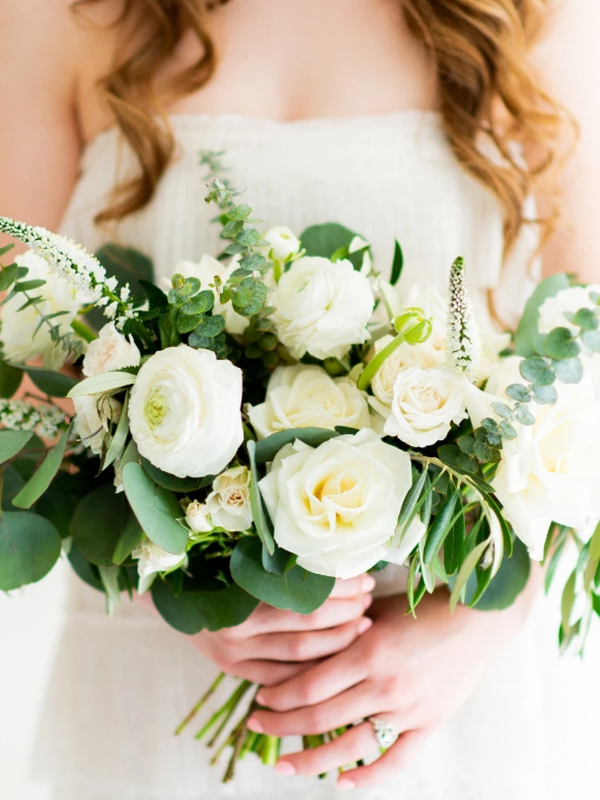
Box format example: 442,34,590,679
367,718,399,750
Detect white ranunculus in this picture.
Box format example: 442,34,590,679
369,335,444,420
205,466,253,532
248,365,372,439
270,256,374,360
464,375,600,560
1,251,82,369
132,539,188,594
171,255,249,335
538,285,600,334
73,394,122,455
258,429,413,579
128,345,243,478
264,226,301,262
185,499,214,533
383,366,467,447
82,322,141,377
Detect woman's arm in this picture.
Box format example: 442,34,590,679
534,0,600,282
0,0,83,247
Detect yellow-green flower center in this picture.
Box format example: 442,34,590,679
144,387,169,429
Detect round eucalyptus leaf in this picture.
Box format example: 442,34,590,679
70,484,128,566
0,511,61,590
520,356,555,387
544,327,581,360
472,538,531,611
553,356,583,385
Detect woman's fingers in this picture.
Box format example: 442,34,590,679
249,683,375,736
336,729,429,790
330,573,376,599
219,658,319,686
274,721,382,777
255,643,368,711
244,617,373,663
246,594,372,635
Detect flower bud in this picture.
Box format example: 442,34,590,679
264,227,301,262
185,500,213,533
393,308,424,335
405,318,433,345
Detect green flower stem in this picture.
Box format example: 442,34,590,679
261,735,280,766
174,672,225,736
207,680,252,747
272,259,283,283
357,330,406,391
70,318,98,343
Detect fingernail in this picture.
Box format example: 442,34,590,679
362,576,376,592
358,617,373,634
247,716,264,733
255,692,267,705
274,761,296,776
363,593,373,610
337,777,356,790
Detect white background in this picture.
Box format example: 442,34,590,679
0,559,68,800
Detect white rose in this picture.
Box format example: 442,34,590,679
73,394,122,455
129,345,243,478
132,539,187,594
538,285,600,334
185,499,214,533
270,256,374,360
248,365,372,438
383,366,467,447
483,355,522,397
171,255,249,335
464,375,600,560
205,466,253,532
1,251,82,369
264,226,301,262
369,335,444,420
258,429,413,579
82,323,141,377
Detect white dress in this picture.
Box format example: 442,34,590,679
32,111,600,800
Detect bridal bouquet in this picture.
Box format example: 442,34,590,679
1,166,600,779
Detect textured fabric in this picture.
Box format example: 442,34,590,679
31,111,598,799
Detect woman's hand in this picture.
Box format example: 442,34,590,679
247,582,538,788
136,573,375,687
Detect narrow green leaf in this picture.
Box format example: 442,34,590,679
444,507,466,576
0,430,33,465
103,392,130,470
390,240,404,286
449,540,489,612
12,425,72,509
0,264,18,292
254,427,340,464
397,467,428,532
141,458,213,493
423,489,459,565
248,440,275,555
122,462,188,555
14,279,47,292
561,570,577,631
68,370,136,398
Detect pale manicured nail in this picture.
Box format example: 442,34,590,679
363,593,373,610
274,761,296,776
358,617,373,634
255,692,267,705
362,576,376,592
337,777,356,790
247,716,264,733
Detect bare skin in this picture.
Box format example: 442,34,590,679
1,0,599,787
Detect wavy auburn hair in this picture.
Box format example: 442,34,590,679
74,0,572,255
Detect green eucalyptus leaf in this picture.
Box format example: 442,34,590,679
12,425,72,509
514,404,536,426
0,358,23,398
0,511,61,590
151,578,259,634
228,204,252,221
254,427,340,464
23,366,78,398
491,402,513,420
506,384,531,403
300,223,365,270
573,308,598,331
544,327,581,360
581,329,600,353
122,462,188,555
520,356,555,387
532,384,558,405
113,513,144,565
140,457,213,492
70,484,128,567
471,538,530,610
230,538,335,614
499,420,518,440
514,273,570,357
553,356,583,384
0,430,33,465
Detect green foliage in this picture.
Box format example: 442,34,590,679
22,366,78,398
300,223,368,271
390,240,404,286
247,440,275,555
253,427,340,464
141,457,213,493
151,578,259,634
68,371,136,398
12,425,72,509
423,489,460,566
471,538,531,611
112,514,144,565
0,358,23,398
0,430,33,465
122,462,188,555
513,273,570,357
70,485,129,567
230,538,335,614
0,511,61,590
164,272,228,358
